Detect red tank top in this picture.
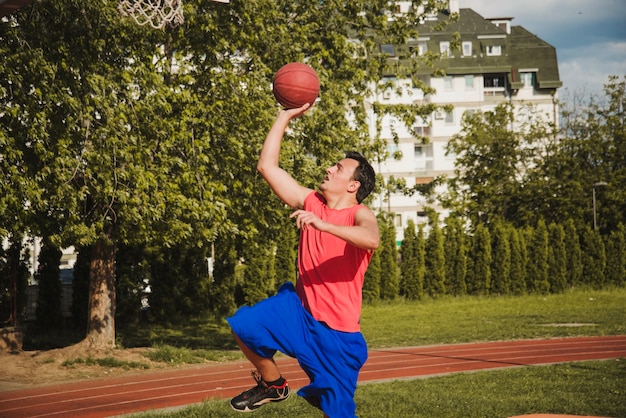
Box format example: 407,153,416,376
295,192,373,332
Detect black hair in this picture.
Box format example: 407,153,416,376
345,151,376,203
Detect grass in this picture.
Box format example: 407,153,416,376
360,287,626,347
62,356,150,370
117,287,626,416
129,359,626,418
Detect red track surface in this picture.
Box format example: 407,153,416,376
1,335,625,418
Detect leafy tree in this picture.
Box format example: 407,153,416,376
1,0,451,349
363,247,381,304
71,247,91,331
563,219,583,288
378,214,399,300
508,226,527,296
443,216,466,296
424,216,445,297
466,224,491,296
579,225,606,288
274,221,298,288
399,219,419,299
0,237,30,327
34,239,63,332
443,103,553,227
547,222,567,293
490,221,511,295
526,220,550,294
604,223,626,287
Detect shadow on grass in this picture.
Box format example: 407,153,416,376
118,316,238,350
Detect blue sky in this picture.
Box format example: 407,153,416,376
461,0,626,99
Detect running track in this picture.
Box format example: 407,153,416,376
1,335,625,418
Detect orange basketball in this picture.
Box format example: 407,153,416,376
272,62,320,109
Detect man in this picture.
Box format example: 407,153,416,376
227,103,379,417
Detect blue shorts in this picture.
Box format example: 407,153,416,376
226,282,368,418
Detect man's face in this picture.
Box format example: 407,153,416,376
319,158,360,196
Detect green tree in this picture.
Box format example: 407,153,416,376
1,0,451,349
604,223,626,287
526,220,550,294
378,214,399,300
580,225,606,288
466,224,491,296
274,221,298,288
399,219,420,299
424,217,445,297
443,103,554,227
547,222,567,293
443,216,466,296
0,237,30,327
363,248,381,304
34,239,63,332
563,219,583,288
490,221,511,295
508,226,527,296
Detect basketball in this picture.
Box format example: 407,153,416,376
272,62,320,109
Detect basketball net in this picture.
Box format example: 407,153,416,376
118,0,229,30
118,0,183,29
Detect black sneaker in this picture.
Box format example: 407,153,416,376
230,371,290,412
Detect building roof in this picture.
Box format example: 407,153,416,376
383,8,562,90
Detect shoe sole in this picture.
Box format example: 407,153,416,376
229,392,291,413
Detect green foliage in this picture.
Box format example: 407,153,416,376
508,226,527,295
424,217,445,297
547,222,567,293
399,219,422,299
443,217,466,296
34,238,63,332
563,219,583,287
580,225,606,288
465,224,491,295
378,214,400,300
526,219,550,294
363,249,382,304
489,221,511,295
0,237,30,326
605,223,626,286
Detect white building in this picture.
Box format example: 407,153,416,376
368,2,561,242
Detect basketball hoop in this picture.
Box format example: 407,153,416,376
118,0,229,30
118,0,184,29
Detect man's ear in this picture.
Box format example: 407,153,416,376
348,180,361,193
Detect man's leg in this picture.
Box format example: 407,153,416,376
233,333,281,382
229,333,290,413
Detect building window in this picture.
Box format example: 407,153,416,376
465,75,475,89
484,74,506,88
414,145,423,159
521,72,535,88
486,45,502,56
380,44,396,56
395,214,402,228
462,41,472,56
410,41,428,57
386,143,399,159
444,76,454,90
445,111,454,124
439,41,450,57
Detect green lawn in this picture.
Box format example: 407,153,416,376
124,287,626,417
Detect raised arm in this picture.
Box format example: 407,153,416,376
257,105,313,209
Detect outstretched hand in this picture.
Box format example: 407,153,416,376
280,103,311,119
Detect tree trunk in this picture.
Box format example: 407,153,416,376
83,238,116,350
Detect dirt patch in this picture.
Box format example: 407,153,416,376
0,346,173,392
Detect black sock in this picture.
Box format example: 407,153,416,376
265,376,286,387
